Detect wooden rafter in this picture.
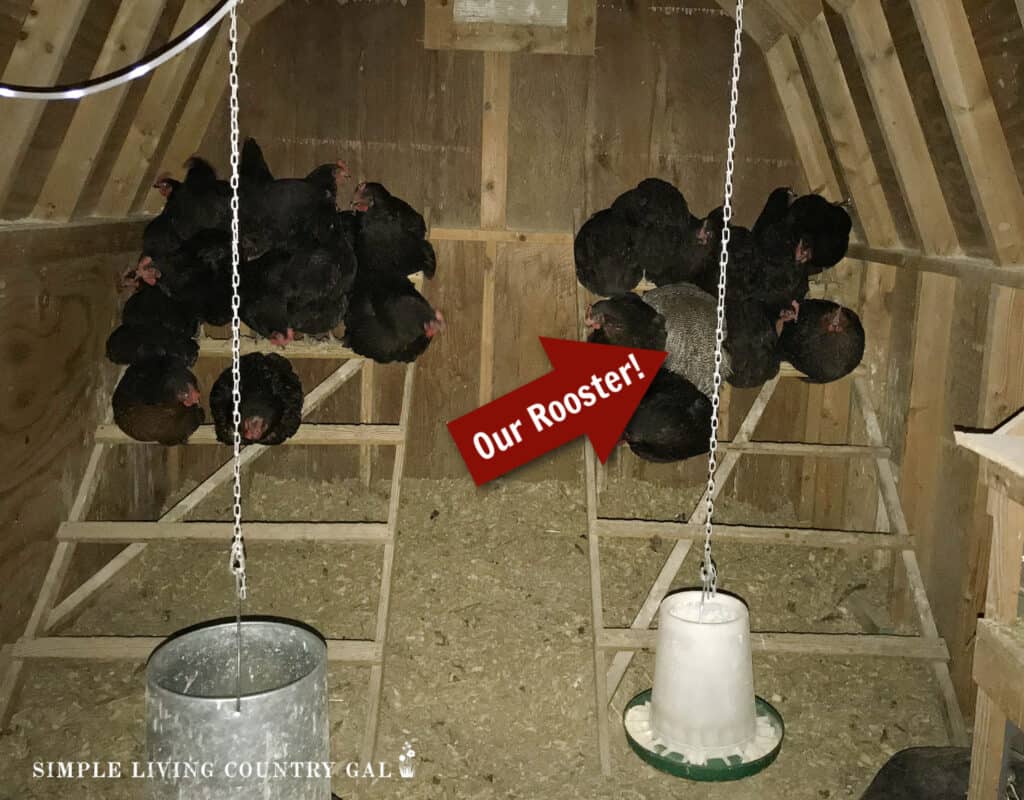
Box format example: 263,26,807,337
139,19,249,214
908,0,1024,265
827,0,960,598
713,0,788,50
94,0,214,218
0,0,91,211
32,0,169,221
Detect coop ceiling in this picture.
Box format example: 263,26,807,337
0,0,1020,274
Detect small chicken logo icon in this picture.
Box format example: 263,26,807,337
398,742,416,779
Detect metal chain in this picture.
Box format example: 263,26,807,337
227,3,246,602
701,0,745,602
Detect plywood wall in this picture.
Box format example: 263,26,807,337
0,220,174,642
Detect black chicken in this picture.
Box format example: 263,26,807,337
112,359,204,445
860,746,1023,800
139,228,234,326
350,181,436,279
138,159,230,274
240,233,358,346
753,187,852,276
777,299,864,383
343,273,445,364
610,178,706,287
696,214,808,314
574,208,642,296
106,284,201,366
622,369,712,463
239,138,349,258
584,293,667,351
210,353,304,445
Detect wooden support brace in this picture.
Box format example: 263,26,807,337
94,423,405,447
58,522,391,545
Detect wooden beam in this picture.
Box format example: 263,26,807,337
428,226,574,245
832,0,956,253
12,636,381,663
58,521,391,545
796,16,897,246
908,0,1024,265
479,241,497,405
94,423,405,447
973,619,1024,728
598,629,950,660
846,243,1024,288
141,18,251,214
95,0,214,217
480,52,510,230
714,0,787,50
0,1,91,211
32,0,168,221
764,36,842,196
722,441,888,458
594,519,911,550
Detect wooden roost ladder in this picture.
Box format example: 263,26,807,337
0,330,417,764
582,364,969,775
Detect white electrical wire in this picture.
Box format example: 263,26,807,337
0,1,240,101
700,0,745,603
225,2,247,713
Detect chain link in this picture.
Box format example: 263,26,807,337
226,3,246,602
701,0,744,601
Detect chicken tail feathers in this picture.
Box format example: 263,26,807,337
241,137,274,183
420,240,437,279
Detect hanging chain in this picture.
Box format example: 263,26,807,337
227,4,246,602
701,0,745,602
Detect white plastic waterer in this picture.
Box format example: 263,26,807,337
650,591,755,759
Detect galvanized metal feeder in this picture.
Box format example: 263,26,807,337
146,620,331,799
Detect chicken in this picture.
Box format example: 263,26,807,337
240,232,358,346
723,298,782,388
622,369,712,463
239,138,349,258
343,272,445,364
106,284,200,366
574,208,642,296
139,159,229,270
860,746,1023,800
753,187,852,276
777,299,864,383
584,293,667,351
696,213,808,314
209,353,304,445
610,178,706,286
137,228,234,326
574,179,710,295
642,283,729,397
350,181,436,279
112,359,204,445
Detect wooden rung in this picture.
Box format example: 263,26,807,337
58,522,391,545
972,619,1024,728
94,423,405,447
199,337,360,360
13,636,382,664
593,519,912,550
598,629,949,660
722,441,889,458
778,362,867,379
429,226,574,245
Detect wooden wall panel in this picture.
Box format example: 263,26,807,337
0,220,170,644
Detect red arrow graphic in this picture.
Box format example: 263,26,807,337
447,338,667,485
